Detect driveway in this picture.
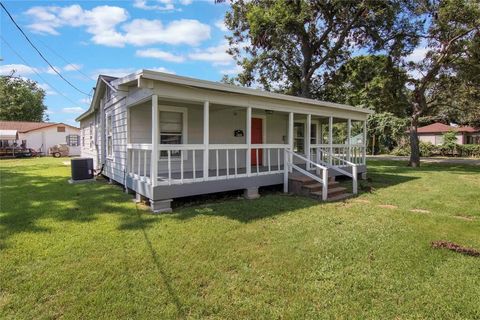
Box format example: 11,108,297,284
367,155,480,166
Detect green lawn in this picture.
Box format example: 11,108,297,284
1,158,479,319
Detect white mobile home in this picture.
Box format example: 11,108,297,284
76,70,372,212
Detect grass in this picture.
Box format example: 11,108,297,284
1,157,479,319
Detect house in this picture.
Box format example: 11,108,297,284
0,121,81,156
416,122,480,145
76,70,372,212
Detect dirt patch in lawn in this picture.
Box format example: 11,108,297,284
352,199,371,204
377,204,398,209
410,209,430,213
453,215,476,221
432,241,480,257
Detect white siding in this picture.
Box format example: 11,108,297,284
80,114,98,167
20,125,80,155
103,97,128,184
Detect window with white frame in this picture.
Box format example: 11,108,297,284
159,108,187,158
293,122,305,154
106,114,113,157
89,122,94,149
66,134,80,147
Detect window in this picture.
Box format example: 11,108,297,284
66,135,80,147
57,126,65,132
160,111,184,157
89,122,94,149
106,114,113,157
310,123,317,144
293,122,305,154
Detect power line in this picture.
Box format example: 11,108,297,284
1,36,87,109
0,1,90,96
35,37,96,82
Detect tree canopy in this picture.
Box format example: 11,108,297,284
224,0,418,97
0,76,48,122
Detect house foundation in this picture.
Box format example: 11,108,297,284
150,199,173,213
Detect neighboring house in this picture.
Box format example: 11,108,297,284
0,121,81,156
417,122,480,145
76,70,372,212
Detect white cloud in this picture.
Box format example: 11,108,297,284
136,48,184,62
133,0,174,11
220,65,243,75
0,64,38,76
215,19,228,32
406,47,429,63
147,67,175,74
79,97,92,105
133,0,192,11
37,83,57,95
64,63,83,71
92,68,137,78
25,5,210,47
122,19,210,46
188,41,232,65
45,109,56,115
25,5,129,47
62,107,85,114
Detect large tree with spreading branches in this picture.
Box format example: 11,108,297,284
400,0,479,167
223,0,419,98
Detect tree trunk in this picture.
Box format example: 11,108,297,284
408,102,421,167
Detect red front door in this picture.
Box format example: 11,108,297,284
251,118,263,165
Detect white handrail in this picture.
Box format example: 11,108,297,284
284,149,328,200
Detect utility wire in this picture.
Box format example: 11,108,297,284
1,36,86,109
35,37,96,82
0,1,90,96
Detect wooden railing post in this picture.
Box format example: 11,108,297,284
151,95,159,188
288,112,294,172
347,119,351,162
283,149,289,193
306,114,311,170
203,101,209,180
246,106,252,176
328,116,333,165
363,120,367,165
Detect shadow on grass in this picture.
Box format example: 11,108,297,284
0,160,423,248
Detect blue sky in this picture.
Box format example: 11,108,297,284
1,0,235,126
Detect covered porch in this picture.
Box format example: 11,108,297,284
125,94,367,206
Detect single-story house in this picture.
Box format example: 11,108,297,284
0,121,81,155
76,70,372,212
417,122,480,145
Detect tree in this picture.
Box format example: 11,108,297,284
0,76,48,122
224,0,418,98
367,112,408,154
315,55,410,117
403,0,480,167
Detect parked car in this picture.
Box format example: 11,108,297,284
49,144,70,157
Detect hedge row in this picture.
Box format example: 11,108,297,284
391,142,480,158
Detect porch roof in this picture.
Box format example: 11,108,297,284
116,70,374,115
76,70,373,122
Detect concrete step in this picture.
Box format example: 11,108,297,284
301,181,339,192
328,186,347,197
326,193,353,202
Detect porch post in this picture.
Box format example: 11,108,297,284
347,118,351,162
306,114,311,170
328,116,333,165
203,101,209,180
288,112,294,172
363,120,367,165
151,95,159,188
246,106,252,176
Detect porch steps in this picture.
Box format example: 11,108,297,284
288,174,351,201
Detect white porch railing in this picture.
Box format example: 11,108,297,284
127,143,287,186
310,144,366,167
127,143,360,197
